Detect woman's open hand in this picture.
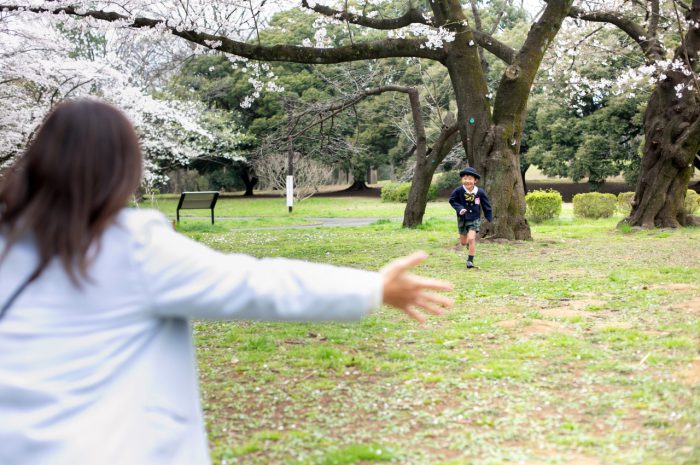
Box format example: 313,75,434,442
380,251,453,323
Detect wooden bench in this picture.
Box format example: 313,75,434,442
176,191,220,224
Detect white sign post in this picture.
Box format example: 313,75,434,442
286,175,294,213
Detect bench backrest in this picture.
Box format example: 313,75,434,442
176,191,220,224
177,191,219,210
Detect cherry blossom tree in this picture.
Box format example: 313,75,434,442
0,9,244,189
560,0,700,227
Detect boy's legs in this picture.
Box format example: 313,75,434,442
459,233,468,246
465,219,481,268
457,216,469,247
466,230,477,256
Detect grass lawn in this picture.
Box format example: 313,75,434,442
146,196,700,465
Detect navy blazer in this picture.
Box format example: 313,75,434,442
448,186,493,222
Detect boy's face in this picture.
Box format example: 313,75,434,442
461,175,477,189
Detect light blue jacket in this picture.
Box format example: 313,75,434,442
0,209,382,465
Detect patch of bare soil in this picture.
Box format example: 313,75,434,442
496,319,572,335
540,299,608,319
652,283,697,291
540,308,588,319
514,456,608,465
677,359,700,386
671,296,700,314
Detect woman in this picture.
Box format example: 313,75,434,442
0,99,452,465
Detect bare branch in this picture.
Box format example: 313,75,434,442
292,85,417,138
470,0,483,32
301,0,429,30
568,5,664,59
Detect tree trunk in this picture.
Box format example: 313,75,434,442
403,168,432,227
403,115,459,228
238,167,258,197
346,180,369,190
521,162,530,194
480,124,531,239
625,91,700,227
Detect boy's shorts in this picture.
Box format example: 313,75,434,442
458,217,481,234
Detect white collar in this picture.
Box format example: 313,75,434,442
462,185,478,195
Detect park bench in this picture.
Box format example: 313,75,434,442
176,191,220,224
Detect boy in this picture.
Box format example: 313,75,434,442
448,167,493,269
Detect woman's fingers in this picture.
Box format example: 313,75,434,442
409,275,453,292
415,293,453,314
399,305,427,323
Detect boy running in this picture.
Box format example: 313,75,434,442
448,167,493,269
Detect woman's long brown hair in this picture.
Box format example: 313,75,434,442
0,99,143,285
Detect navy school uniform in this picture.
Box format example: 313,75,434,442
448,185,493,222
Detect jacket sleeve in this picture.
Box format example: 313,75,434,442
448,188,463,214
128,211,382,322
480,191,493,222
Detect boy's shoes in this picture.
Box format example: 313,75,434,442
466,260,475,269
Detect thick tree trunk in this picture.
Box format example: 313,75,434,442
479,125,530,239
626,92,700,227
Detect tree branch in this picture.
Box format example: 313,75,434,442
292,85,417,138
301,0,429,30
0,5,445,63
472,30,516,64
649,0,660,38
568,5,663,58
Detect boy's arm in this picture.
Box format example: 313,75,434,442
448,188,463,213
481,191,493,222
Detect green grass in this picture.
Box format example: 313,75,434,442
162,195,700,465
136,194,454,219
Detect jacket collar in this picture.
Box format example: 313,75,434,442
462,185,479,195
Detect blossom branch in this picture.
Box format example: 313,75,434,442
0,4,445,62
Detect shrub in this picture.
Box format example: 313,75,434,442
617,192,635,215
684,189,700,215
573,192,617,219
380,182,400,202
381,181,438,202
432,170,459,193
525,189,562,223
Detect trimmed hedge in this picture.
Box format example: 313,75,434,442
684,189,700,215
617,190,699,216
617,192,635,215
573,192,617,219
380,182,438,203
525,189,562,223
